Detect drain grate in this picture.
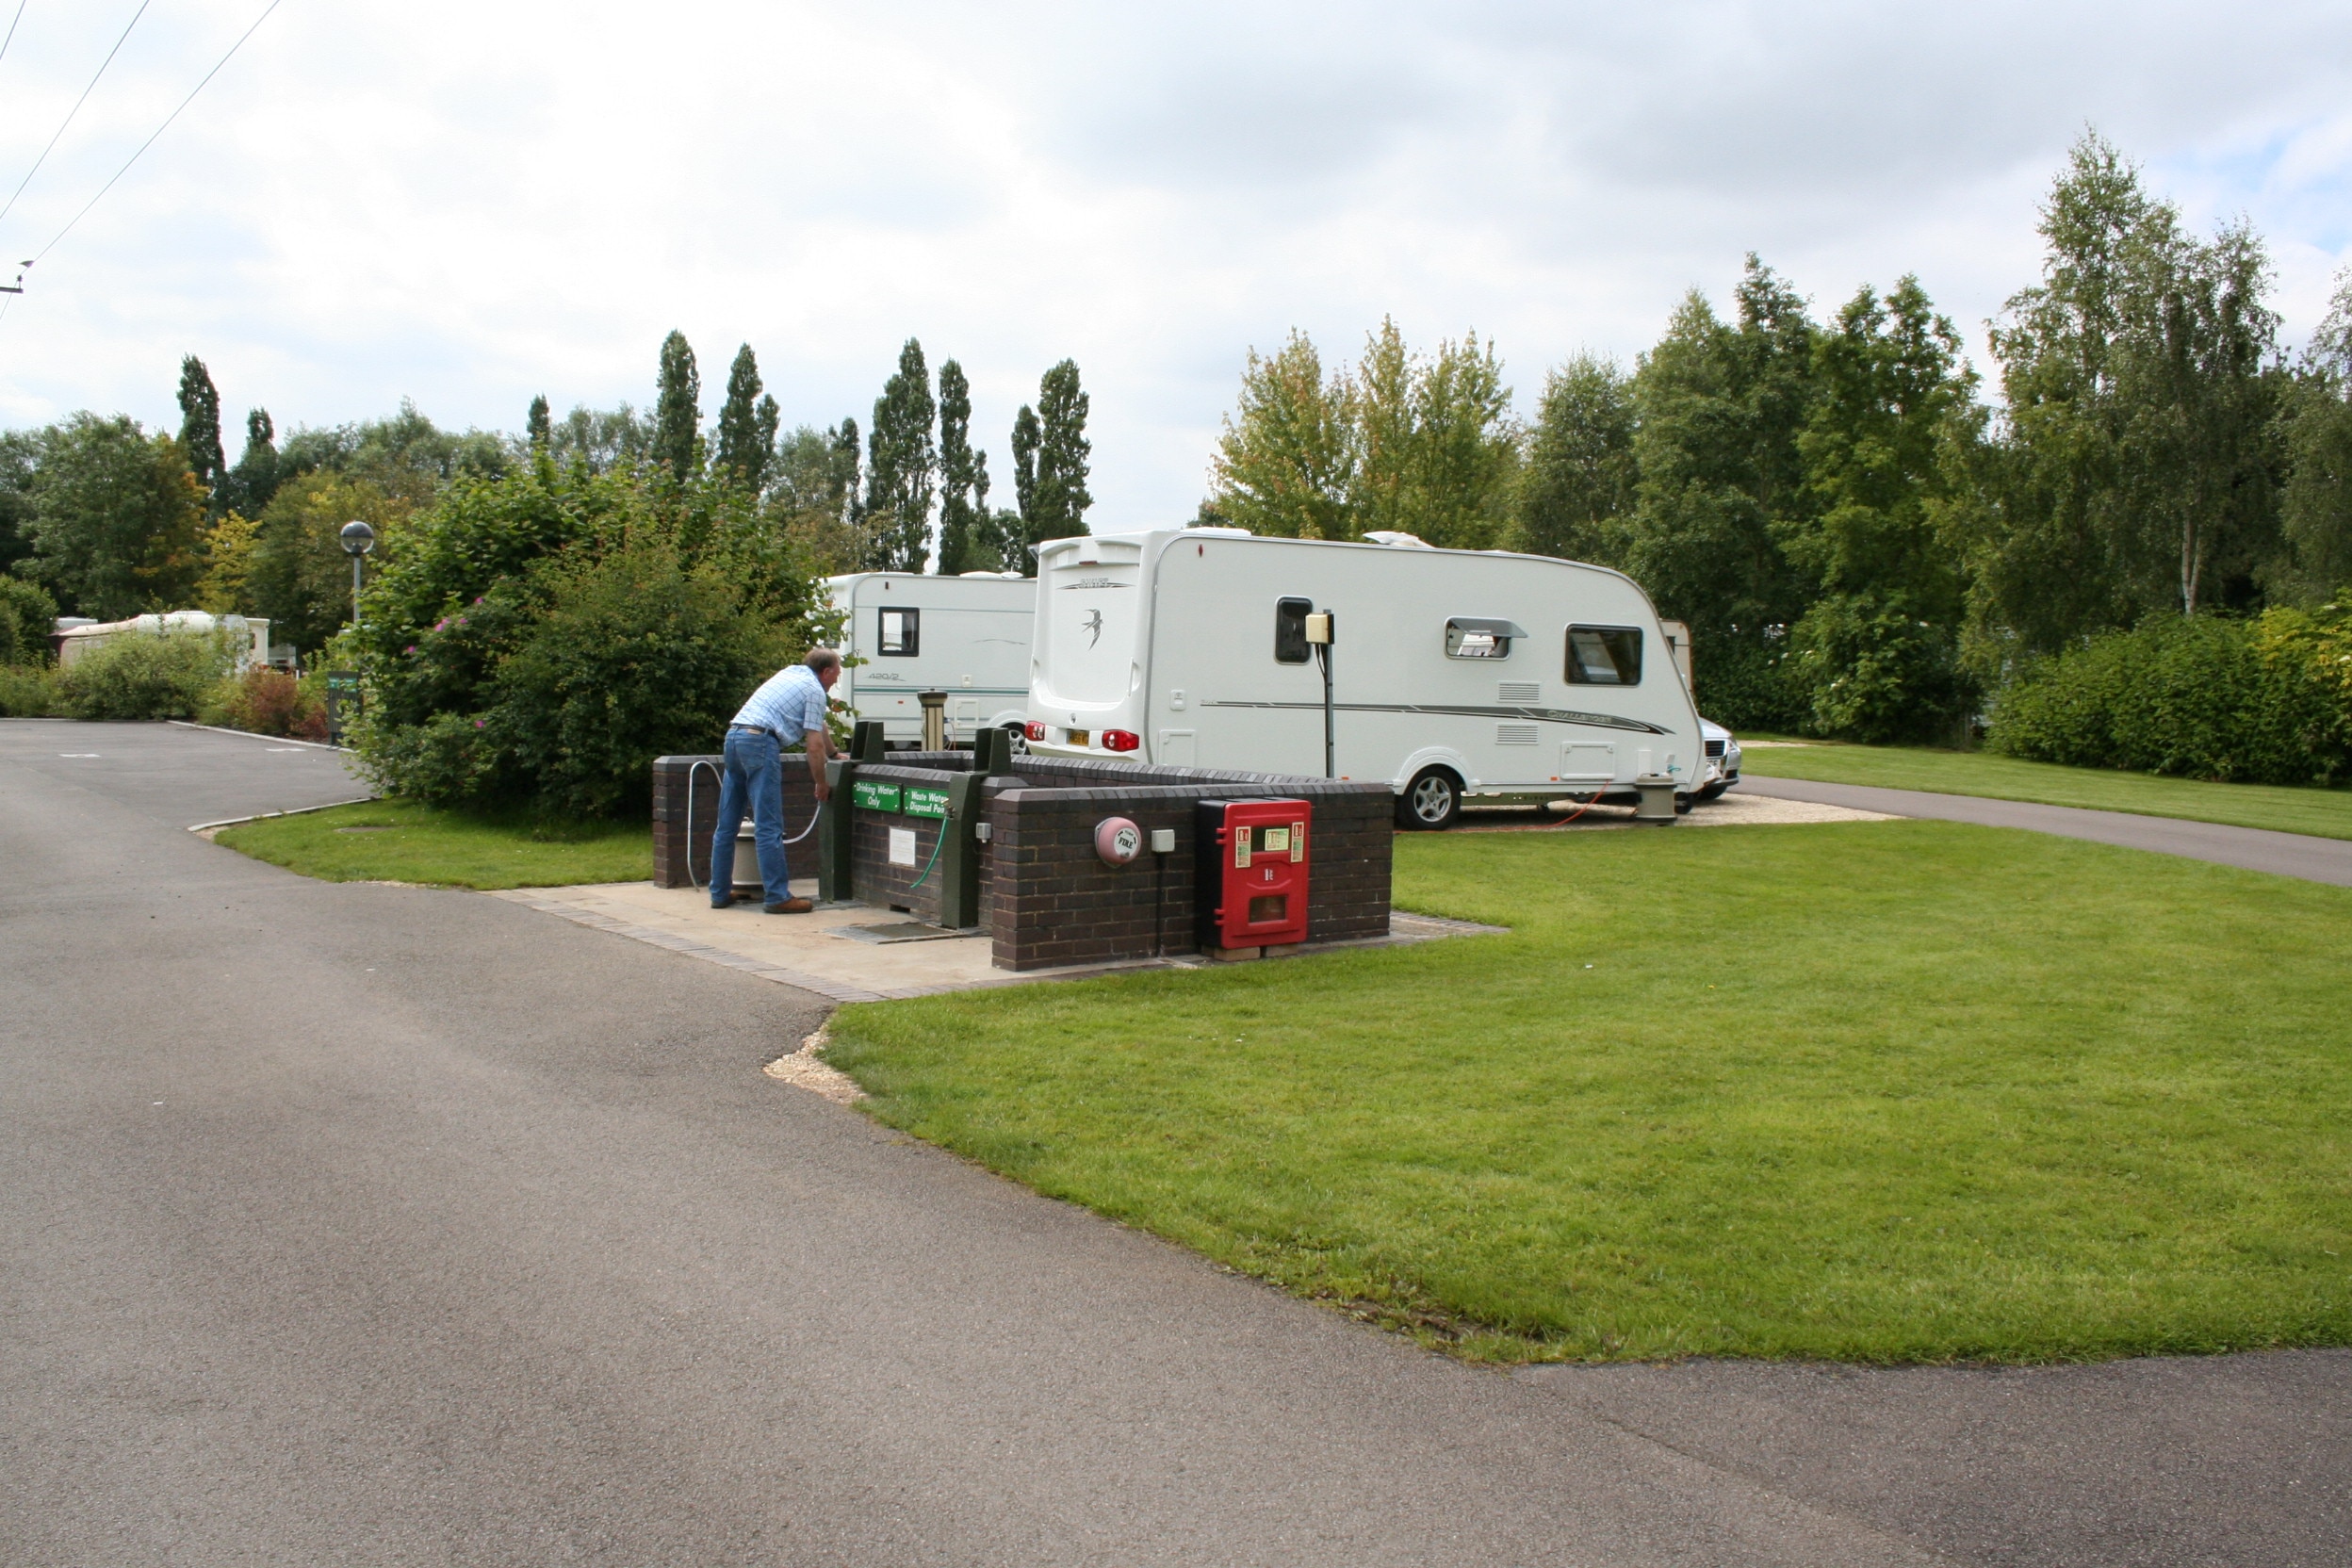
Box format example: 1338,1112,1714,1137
827,921,981,945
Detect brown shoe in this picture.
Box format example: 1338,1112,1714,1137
762,897,814,914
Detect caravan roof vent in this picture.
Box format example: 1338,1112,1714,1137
1364,531,1431,548
1185,526,1252,537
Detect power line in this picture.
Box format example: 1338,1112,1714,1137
0,0,149,228
0,3,28,74
29,0,286,267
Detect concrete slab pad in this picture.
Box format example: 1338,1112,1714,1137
490,880,1500,1003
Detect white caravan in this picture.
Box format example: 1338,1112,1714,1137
825,571,1036,747
1020,529,1707,827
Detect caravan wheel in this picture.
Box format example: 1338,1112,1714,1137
1396,767,1462,831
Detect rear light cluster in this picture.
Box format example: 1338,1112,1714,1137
1102,729,1140,753
1023,721,1046,742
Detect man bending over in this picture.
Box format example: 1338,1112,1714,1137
711,647,840,914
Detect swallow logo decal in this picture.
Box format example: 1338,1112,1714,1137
1083,609,1103,648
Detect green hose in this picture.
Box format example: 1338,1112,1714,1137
905,817,949,890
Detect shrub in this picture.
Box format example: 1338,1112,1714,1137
198,664,330,741
1692,636,1808,732
53,631,234,721
1788,592,1974,744
0,661,57,715
1989,613,2351,785
0,575,57,665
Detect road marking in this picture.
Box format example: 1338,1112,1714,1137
58,753,100,758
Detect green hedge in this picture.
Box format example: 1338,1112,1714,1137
1989,611,2352,786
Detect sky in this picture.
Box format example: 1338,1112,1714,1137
0,0,2347,527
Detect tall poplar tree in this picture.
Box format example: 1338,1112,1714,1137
1003,404,1044,574
223,409,282,518
652,330,701,478
935,358,988,574
177,355,226,517
526,395,551,450
863,339,936,572
1034,360,1093,547
714,344,770,491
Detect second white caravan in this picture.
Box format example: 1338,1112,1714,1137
826,571,1036,747
1020,529,1706,826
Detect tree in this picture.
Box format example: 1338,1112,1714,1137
652,330,702,479
247,472,411,653
177,356,226,517
1964,132,2285,657
1354,321,1513,548
0,429,38,580
1208,332,1355,540
24,416,207,618
278,400,510,504
714,344,771,492
770,421,865,574
544,403,651,474
936,358,990,574
864,339,935,572
1616,258,1819,645
2276,270,2352,601
1033,360,1093,547
1006,403,1043,571
220,408,282,518
1515,352,1637,562
526,395,552,451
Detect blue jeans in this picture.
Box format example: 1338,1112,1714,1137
711,727,795,906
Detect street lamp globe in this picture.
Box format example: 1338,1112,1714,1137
339,520,377,557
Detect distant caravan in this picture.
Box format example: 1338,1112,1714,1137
1019,528,1707,828
825,571,1035,748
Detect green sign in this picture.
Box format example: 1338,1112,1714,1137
851,780,902,812
903,786,950,819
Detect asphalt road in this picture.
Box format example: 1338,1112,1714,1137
6,720,2346,1566
1741,773,2352,887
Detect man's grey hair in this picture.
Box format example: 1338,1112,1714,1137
805,647,841,674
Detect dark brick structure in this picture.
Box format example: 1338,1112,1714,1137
652,749,1393,972
652,753,822,891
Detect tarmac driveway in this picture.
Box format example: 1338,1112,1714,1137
3,720,2344,1566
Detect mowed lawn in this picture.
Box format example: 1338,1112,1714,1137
1743,741,2352,841
217,798,651,889
825,822,2352,1364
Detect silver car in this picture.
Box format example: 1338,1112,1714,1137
1697,718,1742,802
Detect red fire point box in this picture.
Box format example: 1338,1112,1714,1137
1196,797,1312,952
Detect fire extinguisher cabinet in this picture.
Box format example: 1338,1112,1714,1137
1196,798,1313,955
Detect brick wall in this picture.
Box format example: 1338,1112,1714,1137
657,749,1393,972
651,753,823,891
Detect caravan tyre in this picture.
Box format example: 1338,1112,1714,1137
1397,767,1462,831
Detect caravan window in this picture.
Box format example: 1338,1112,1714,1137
877,607,920,657
1446,617,1526,660
1274,597,1312,663
1565,626,1642,685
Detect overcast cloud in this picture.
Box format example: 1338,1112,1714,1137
1,0,2347,524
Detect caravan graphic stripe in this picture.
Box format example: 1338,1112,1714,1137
1202,701,1672,735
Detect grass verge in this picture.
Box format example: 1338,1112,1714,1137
1742,742,2352,841
215,798,649,890
825,823,2352,1364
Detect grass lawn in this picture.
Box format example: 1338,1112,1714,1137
825,822,2352,1364
215,798,650,890
1743,742,2352,841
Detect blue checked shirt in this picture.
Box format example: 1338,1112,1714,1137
731,664,829,743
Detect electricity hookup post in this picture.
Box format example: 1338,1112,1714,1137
331,520,377,747
1306,609,1335,777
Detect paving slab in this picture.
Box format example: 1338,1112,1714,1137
1457,790,1892,832
492,878,1499,1002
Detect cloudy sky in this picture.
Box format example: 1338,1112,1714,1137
1,1,2347,523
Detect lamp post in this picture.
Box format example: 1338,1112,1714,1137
338,520,376,626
